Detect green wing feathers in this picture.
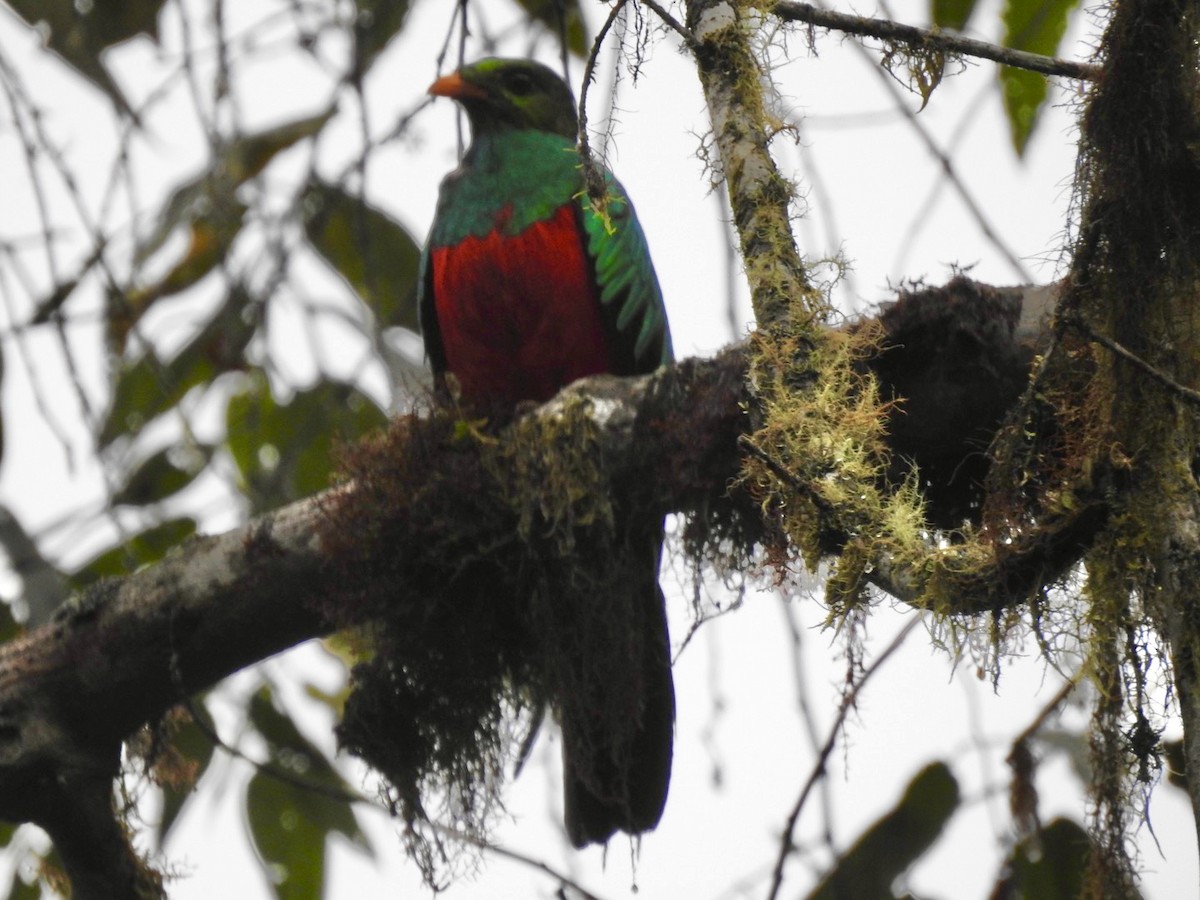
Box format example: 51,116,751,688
580,174,673,374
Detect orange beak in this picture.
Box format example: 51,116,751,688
428,71,487,100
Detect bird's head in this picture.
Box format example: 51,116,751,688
428,58,578,140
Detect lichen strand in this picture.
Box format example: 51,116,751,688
318,399,664,883
1050,0,1200,891
739,308,927,613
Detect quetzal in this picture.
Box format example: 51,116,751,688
417,57,675,847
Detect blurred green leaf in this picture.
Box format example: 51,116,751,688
112,446,208,507
931,0,979,30
114,110,334,348
0,504,64,628
247,688,370,900
226,370,387,512
70,517,197,588
114,202,248,350
352,0,413,76
9,874,40,900
224,109,337,184
999,0,1078,154
140,110,335,265
990,818,1137,899
2,0,163,117
807,762,960,899
515,0,588,58
99,284,257,446
158,702,218,843
306,640,360,719
1164,737,1186,792
247,772,328,900
1035,726,1092,787
0,599,23,646
303,179,422,332
249,689,365,802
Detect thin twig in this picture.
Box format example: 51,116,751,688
844,37,1033,281
738,435,841,524
181,696,369,804
1066,314,1200,408
429,824,610,900
767,1,1100,82
578,0,630,200
181,695,610,898
1011,675,1078,748
765,615,923,900
779,599,837,855
641,0,698,48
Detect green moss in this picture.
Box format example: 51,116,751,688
740,307,936,614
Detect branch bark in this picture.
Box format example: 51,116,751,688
685,0,817,329
0,281,1088,894
0,495,334,897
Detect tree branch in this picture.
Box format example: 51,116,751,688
685,0,817,329
0,282,1095,894
0,494,334,896
765,1,1100,82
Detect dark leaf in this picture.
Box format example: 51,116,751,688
931,0,979,31
226,370,387,512
246,688,370,899
10,878,40,900
99,284,257,446
0,505,63,627
515,0,588,58
248,689,364,800
223,109,336,184
807,762,960,899
113,199,248,350
140,109,334,266
0,600,21,646
112,446,208,507
352,0,413,76
70,517,197,588
247,772,328,900
157,702,218,843
2,0,163,117
303,179,422,332
989,817,1139,899
1164,738,1186,792
999,0,1078,154
113,110,333,349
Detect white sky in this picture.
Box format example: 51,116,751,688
0,0,1195,898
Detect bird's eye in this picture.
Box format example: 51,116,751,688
508,72,535,96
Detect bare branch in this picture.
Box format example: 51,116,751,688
766,1,1100,82
640,0,698,48
766,615,924,900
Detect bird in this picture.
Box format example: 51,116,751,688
417,57,675,847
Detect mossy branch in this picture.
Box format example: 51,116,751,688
1047,0,1200,877
684,0,819,331
0,281,1093,893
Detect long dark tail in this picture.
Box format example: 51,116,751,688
560,521,675,847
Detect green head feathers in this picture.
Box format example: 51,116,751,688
428,58,578,139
